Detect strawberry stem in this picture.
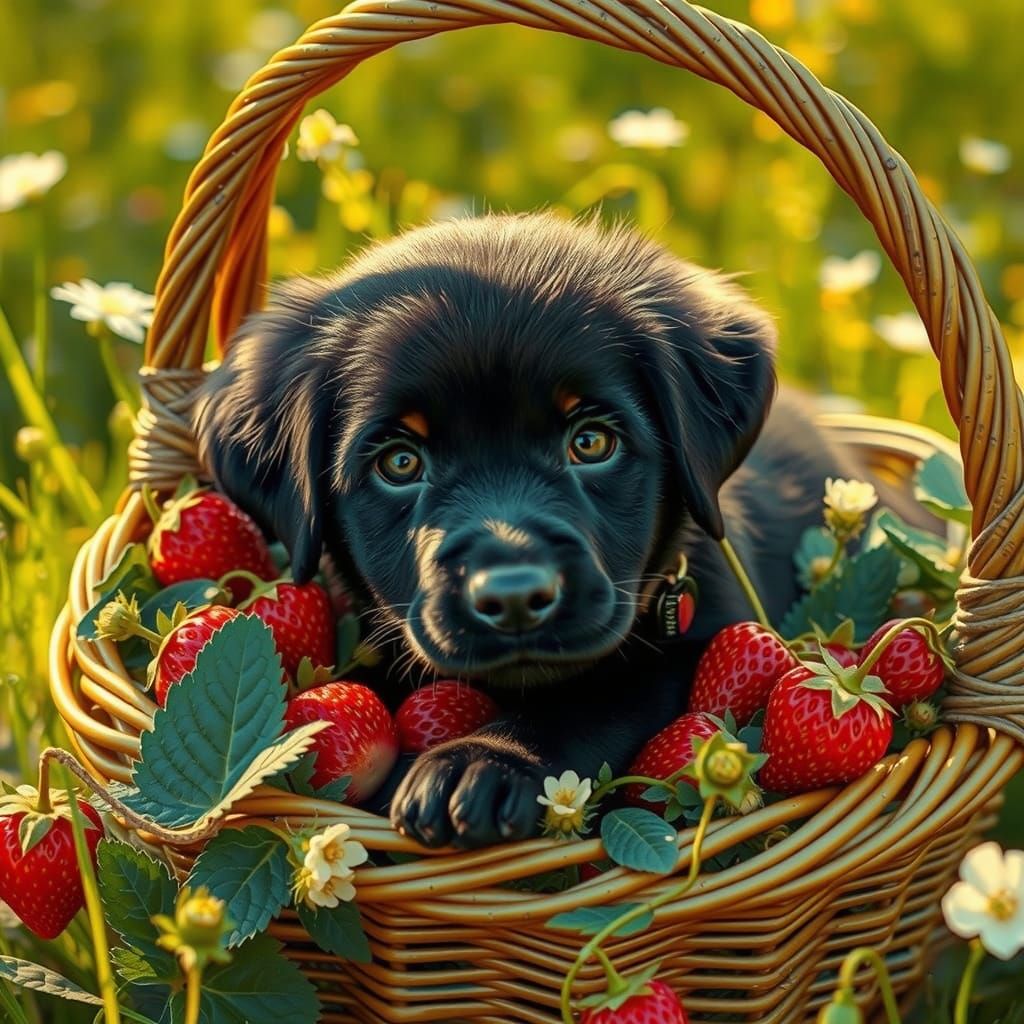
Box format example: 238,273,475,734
227,570,289,610
589,772,678,805
718,538,771,630
852,616,940,685
593,948,630,999
35,756,53,814
559,795,718,1024
834,947,903,1024
38,748,224,846
141,484,164,526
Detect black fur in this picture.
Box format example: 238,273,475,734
194,212,868,848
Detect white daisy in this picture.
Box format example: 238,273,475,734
818,250,881,294
50,278,155,343
959,136,1011,175
607,108,689,150
873,312,932,354
537,769,593,836
0,151,67,212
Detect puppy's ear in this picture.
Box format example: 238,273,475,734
640,272,778,539
193,287,335,583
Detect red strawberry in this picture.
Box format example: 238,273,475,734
152,605,242,706
760,663,893,794
687,622,798,726
580,978,688,1024
284,682,399,804
395,682,500,754
624,712,720,807
0,793,103,940
148,489,276,602
246,581,335,680
859,619,946,708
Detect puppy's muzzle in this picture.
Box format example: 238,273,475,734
467,564,562,633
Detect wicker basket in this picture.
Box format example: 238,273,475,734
49,2,1024,1022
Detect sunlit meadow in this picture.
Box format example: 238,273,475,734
2,0,1024,1019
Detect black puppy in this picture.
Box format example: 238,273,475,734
194,212,860,848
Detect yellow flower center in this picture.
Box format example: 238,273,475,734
988,889,1019,922
706,749,744,787
545,804,584,835
96,293,133,316
182,896,224,929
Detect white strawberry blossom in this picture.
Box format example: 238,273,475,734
537,770,592,836
296,109,359,164
0,151,67,212
294,822,367,908
50,279,155,343
823,477,878,540
942,842,1024,960
608,108,689,150
818,250,881,294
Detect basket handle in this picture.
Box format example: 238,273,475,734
139,0,1024,737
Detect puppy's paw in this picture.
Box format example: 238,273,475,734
389,738,544,849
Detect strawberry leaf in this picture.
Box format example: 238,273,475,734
600,808,678,874
167,934,320,1024
876,509,960,592
334,614,360,667
187,827,291,947
914,452,971,526
793,527,838,589
297,901,371,963
77,543,159,639
97,840,178,971
122,615,324,828
138,579,225,632
546,904,654,938
0,956,102,1005
780,544,901,643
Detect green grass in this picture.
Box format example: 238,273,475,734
2,0,1023,1019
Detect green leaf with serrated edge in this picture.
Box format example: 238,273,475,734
915,452,971,525
546,904,654,938
601,808,678,874
877,509,960,592
124,721,324,829
111,946,165,985
168,934,320,1024
0,957,102,1005
138,578,224,631
780,544,901,643
77,544,159,639
334,613,360,667
97,840,178,970
188,827,291,947
297,900,371,963
121,614,319,827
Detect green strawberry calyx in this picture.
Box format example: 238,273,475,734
142,476,204,541
578,950,660,1013
153,885,234,973
689,732,767,812
0,782,97,856
798,646,894,720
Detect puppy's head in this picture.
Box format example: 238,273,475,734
194,213,776,684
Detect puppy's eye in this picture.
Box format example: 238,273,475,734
376,445,424,485
568,424,617,465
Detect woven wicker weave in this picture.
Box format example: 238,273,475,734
49,2,1024,1021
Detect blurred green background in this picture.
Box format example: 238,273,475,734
2,0,1023,1020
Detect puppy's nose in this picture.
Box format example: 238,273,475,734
467,565,561,632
